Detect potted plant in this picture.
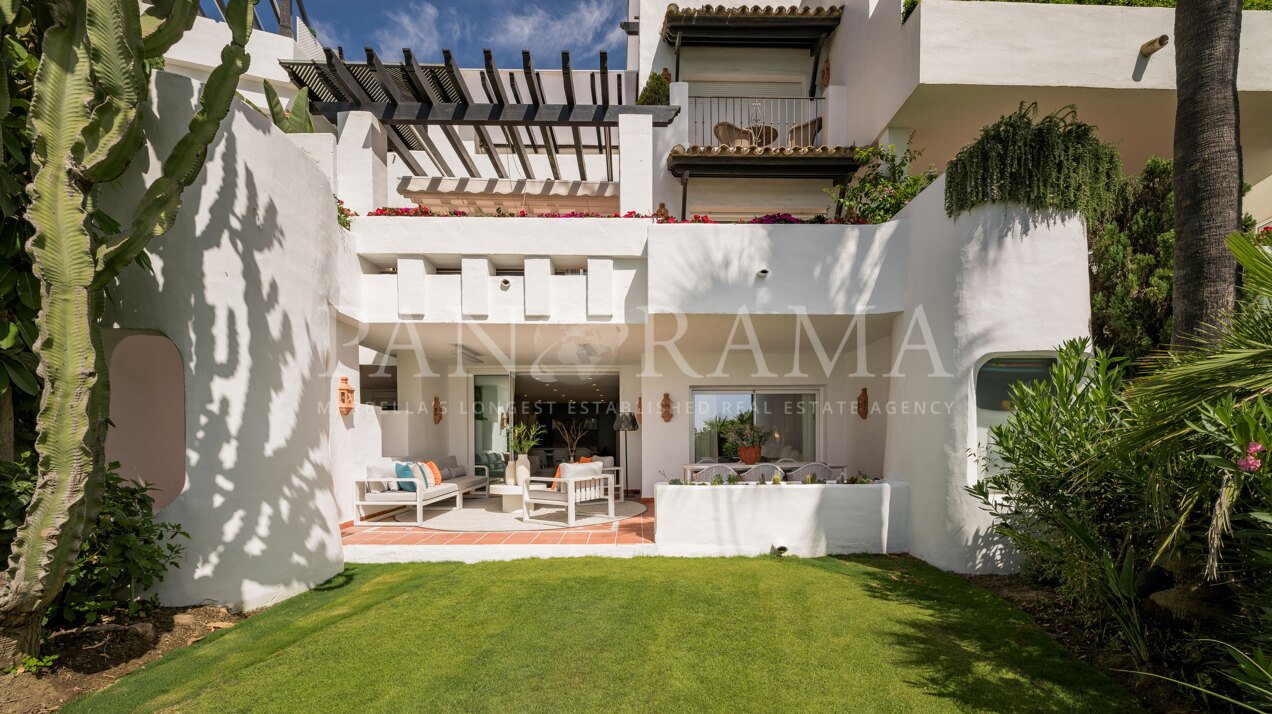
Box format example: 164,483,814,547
508,422,546,485
720,421,773,465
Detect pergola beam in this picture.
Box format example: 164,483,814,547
523,51,561,181
442,49,507,179
323,49,426,176
404,49,480,178
310,101,679,128
600,51,613,182
366,48,453,177
483,49,534,180
560,52,587,181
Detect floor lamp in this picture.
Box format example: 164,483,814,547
613,412,639,502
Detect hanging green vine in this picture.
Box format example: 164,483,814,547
944,103,1123,225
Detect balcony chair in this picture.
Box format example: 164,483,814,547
788,462,832,483
750,123,778,147
713,121,755,148
522,461,615,527
693,464,736,483
741,463,783,482
787,117,823,147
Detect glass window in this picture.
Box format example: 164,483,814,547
975,357,1056,412
692,390,818,462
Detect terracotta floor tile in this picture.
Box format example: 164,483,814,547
447,534,484,544
587,534,617,545
504,533,539,544
476,533,510,544
531,533,564,544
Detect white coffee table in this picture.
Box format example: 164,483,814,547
488,483,524,513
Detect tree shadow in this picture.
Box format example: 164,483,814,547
790,555,1138,713
101,72,345,610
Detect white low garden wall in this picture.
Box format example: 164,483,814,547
654,481,909,557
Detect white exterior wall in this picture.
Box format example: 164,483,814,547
881,176,1091,573
102,73,346,610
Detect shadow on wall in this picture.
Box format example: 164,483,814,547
102,72,345,609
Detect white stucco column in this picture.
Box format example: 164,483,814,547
619,113,654,215
336,112,388,215
822,85,850,147
652,82,690,216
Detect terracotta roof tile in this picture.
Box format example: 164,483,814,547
665,4,845,19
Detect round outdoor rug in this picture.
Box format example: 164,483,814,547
398,498,647,532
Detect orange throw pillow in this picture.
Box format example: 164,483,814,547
551,464,563,491
420,461,443,486
579,456,593,464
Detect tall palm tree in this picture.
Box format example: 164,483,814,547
1171,0,1244,349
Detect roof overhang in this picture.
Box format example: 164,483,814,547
666,145,861,179
661,4,843,50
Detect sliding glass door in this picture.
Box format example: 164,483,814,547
692,389,819,462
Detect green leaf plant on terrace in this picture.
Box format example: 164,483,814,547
0,0,259,668
944,102,1123,226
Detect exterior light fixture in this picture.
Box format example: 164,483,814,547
337,376,355,416
757,268,770,278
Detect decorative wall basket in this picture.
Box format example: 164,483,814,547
636,396,643,425
432,396,444,424
337,376,355,416
660,393,673,423
857,388,868,420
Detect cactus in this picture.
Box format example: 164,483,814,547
0,0,257,667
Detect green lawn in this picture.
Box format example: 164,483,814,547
66,556,1139,713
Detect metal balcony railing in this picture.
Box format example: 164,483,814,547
687,96,825,150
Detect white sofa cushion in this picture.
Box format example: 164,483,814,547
559,461,604,479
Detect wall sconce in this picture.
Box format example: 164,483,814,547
856,388,869,420
660,393,673,422
432,396,444,424
756,268,770,278
337,376,355,416
636,396,643,425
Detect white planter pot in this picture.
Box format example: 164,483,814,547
503,459,516,485
515,454,532,485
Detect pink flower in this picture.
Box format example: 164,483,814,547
1237,456,1262,473
1247,442,1265,456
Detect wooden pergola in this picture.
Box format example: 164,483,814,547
280,50,680,180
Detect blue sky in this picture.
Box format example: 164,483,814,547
242,0,630,69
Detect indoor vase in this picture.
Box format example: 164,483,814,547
504,459,516,485
515,454,532,485
738,445,761,465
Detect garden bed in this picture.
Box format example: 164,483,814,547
1,605,246,714
654,481,909,556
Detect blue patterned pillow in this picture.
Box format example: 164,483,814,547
394,462,418,492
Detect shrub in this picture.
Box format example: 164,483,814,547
335,196,355,229
0,453,187,628
944,103,1122,224
828,137,937,224
1087,157,1173,363
636,72,670,106
968,340,1149,612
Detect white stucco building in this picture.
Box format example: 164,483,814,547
100,1,1272,609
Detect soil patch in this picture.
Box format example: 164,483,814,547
1,605,245,714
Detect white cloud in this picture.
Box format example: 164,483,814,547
373,1,469,59
485,0,623,60
308,17,353,54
